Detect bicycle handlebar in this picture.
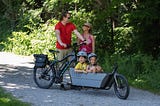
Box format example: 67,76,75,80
49,41,86,54
66,41,86,49
74,42,86,47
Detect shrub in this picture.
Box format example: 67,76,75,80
99,52,160,93
4,19,58,56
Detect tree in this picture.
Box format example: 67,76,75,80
130,0,160,58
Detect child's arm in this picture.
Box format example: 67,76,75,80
86,65,91,72
96,65,103,72
86,65,97,73
75,63,87,73
91,66,97,73
75,69,87,73
75,63,82,72
75,69,83,72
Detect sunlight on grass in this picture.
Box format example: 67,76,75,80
0,97,10,103
134,78,145,83
0,87,30,106
132,78,146,86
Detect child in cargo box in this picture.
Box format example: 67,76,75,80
86,53,103,73
74,51,88,73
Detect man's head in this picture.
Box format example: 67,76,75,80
60,11,71,23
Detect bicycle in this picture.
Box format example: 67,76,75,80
33,42,85,89
33,43,130,99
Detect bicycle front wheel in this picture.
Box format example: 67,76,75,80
33,66,55,89
114,74,130,99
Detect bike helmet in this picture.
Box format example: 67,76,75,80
77,51,87,58
88,53,97,61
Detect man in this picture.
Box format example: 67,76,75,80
55,11,85,60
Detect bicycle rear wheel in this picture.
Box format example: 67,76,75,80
114,74,130,99
33,65,55,89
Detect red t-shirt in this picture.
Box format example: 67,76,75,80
55,22,76,49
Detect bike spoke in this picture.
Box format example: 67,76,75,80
34,67,55,89
114,74,130,99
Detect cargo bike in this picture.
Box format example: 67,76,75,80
33,43,130,99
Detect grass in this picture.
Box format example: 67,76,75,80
129,78,160,95
0,87,31,106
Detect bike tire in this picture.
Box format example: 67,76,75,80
114,74,130,99
33,66,55,89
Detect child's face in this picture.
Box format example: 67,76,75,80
78,56,86,63
90,57,96,65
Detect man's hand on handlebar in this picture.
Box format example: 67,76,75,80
79,41,86,46
71,41,87,48
83,40,88,45
60,42,67,48
78,40,87,45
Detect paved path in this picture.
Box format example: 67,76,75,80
0,52,160,106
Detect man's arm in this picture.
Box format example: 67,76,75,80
55,29,66,47
73,29,85,41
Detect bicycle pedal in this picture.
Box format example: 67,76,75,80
66,82,71,85
60,84,64,88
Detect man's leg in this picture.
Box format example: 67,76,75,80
57,48,72,60
55,49,66,81
56,49,71,83
56,49,66,61
65,48,72,60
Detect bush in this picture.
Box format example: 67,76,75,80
99,52,160,94
4,19,57,56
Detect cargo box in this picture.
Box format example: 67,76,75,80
69,68,109,88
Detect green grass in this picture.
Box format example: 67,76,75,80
0,87,31,106
129,79,160,95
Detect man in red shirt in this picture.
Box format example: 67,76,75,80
55,11,85,60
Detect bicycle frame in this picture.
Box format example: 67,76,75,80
49,42,85,77
50,50,77,79
102,64,118,89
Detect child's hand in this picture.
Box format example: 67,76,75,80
96,66,103,72
83,70,87,73
90,67,96,72
96,66,101,70
86,70,92,73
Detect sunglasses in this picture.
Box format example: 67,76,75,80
83,25,90,28
66,16,70,19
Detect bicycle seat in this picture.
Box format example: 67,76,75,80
49,50,59,54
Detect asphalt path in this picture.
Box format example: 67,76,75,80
0,52,160,106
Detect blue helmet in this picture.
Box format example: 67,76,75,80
77,51,87,57
88,53,97,61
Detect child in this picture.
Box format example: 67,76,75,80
86,53,103,73
75,51,88,73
